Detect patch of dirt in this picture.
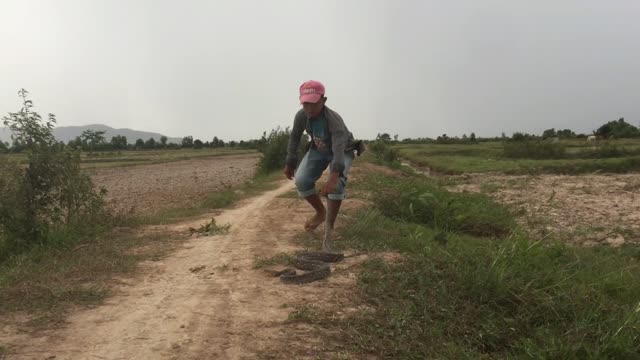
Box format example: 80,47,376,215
90,153,260,215
1,179,369,359
450,173,640,246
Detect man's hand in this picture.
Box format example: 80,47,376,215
283,165,295,180
321,172,340,197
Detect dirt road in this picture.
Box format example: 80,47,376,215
3,179,363,359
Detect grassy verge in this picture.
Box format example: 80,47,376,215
300,165,640,359
0,228,175,326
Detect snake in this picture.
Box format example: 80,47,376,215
274,252,345,284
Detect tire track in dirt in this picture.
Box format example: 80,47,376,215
4,179,363,359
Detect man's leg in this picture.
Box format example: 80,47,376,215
322,199,342,251
323,153,354,251
304,194,326,230
294,150,329,230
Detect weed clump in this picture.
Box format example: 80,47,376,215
372,175,514,237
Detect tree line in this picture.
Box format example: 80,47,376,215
2,130,267,153
374,117,639,145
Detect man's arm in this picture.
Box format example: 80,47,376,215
285,110,306,170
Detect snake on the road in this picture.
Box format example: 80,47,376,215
274,252,345,284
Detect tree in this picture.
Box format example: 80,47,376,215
556,129,576,139
193,139,204,149
212,136,220,148
144,137,156,149
596,118,639,139
229,140,237,148
470,132,477,142
80,129,106,152
542,128,556,139
135,138,144,149
1,89,105,251
376,133,392,142
110,135,127,150
512,132,533,142
182,136,194,148
160,135,168,147
393,134,399,142
0,141,8,153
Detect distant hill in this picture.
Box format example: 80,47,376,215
0,124,182,145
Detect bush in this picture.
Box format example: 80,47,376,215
503,140,566,159
0,90,106,259
372,175,514,237
369,139,399,165
257,127,308,174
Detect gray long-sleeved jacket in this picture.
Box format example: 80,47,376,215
285,105,354,174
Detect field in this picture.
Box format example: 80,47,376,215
1,144,639,359
395,138,640,174
89,152,260,216
4,147,258,169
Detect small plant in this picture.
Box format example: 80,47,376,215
369,139,399,166
286,304,320,323
188,218,231,237
257,127,309,174
1,89,107,259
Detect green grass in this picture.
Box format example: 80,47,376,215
396,140,640,174
301,165,640,359
253,252,296,269
0,229,176,326
356,173,515,237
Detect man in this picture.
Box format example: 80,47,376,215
283,80,356,252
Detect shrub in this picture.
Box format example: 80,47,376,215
503,140,566,159
0,90,106,259
257,127,308,174
373,175,514,237
369,139,399,165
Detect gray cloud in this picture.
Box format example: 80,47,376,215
1,0,638,141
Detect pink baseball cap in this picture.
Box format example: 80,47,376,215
299,80,325,104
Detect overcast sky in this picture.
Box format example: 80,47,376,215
1,0,639,141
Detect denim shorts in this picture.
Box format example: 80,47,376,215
294,148,354,200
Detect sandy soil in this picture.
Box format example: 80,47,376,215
89,154,260,215
1,179,369,359
450,173,640,246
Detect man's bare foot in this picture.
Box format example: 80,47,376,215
304,210,326,231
